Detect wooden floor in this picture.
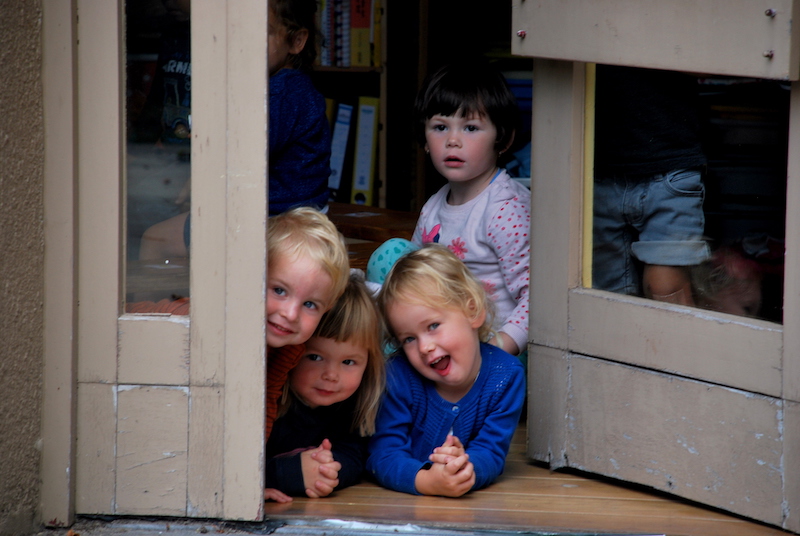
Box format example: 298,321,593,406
263,425,793,536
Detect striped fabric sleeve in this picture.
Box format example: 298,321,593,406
265,344,306,442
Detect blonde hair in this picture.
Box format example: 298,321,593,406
281,274,386,436
377,244,494,343
267,206,349,309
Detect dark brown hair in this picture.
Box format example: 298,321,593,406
415,59,519,151
270,0,318,70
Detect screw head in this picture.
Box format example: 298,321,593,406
765,8,777,17
517,30,527,38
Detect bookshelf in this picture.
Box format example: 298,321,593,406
312,0,389,207
310,0,530,212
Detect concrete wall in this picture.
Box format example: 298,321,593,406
0,0,45,534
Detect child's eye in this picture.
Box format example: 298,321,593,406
428,322,440,331
305,353,323,362
465,125,479,132
272,286,286,296
402,336,415,345
303,300,319,310
342,358,357,366
432,124,447,132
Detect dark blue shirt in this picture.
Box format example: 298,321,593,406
269,68,332,215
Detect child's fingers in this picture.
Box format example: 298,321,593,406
308,477,339,498
318,461,342,479
443,453,471,475
427,453,452,465
441,434,456,447
320,438,333,450
431,445,465,457
310,448,335,464
449,435,465,449
264,487,293,503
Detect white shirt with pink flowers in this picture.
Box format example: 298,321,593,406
412,169,531,353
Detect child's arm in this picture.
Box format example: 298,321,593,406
366,360,441,495
643,264,695,305
488,197,531,354
489,331,519,357
456,351,527,491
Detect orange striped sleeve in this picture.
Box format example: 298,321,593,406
265,344,305,442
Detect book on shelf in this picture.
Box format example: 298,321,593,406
328,102,354,195
324,97,337,127
316,0,380,68
350,0,371,67
318,0,332,66
333,0,350,67
371,0,381,67
350,96,380,205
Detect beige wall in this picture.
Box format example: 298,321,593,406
0,0,45,534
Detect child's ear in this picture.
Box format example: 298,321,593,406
498,130,516,156
470,307,487,330
289,28,309,56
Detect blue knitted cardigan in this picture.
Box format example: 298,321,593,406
366,343,526,495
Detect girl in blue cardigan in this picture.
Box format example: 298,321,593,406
369,245,526,497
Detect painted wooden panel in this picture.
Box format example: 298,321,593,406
187,386,224,518
530,59,584,350
118,317,190,385
527,345,569,466
512,0,800,80
561,353,784,526
783,84,800,404
218,0,269,521
75,383,115,514
76,0,122,384
784,401,800,532
116,386,189,516
568,288,783,396
41,0,78,524
189,0,227,388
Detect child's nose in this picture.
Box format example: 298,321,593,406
418,336,435,354
322,364,338,381
282,300,300,321
446,133,461,147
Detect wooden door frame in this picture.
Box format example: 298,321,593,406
40,0,269,523
517,16,800,533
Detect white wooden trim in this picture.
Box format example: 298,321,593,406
525,52,795,529
512,0,800,80
568,288,783,397
41,0,78,525
220,0,269,520
76,0,123,384
530,59,584,349
783,83,800,403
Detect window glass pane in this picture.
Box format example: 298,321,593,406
125,0,191,313
591,65,787,323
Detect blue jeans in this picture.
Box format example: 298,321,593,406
593,168,710,295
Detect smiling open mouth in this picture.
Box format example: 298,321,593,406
430,355,451,371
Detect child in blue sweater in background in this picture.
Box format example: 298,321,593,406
139,0,330,261
368,245,525,497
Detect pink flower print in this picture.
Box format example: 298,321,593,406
449,237,468,259
421,224,441,244
482,280,497,299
